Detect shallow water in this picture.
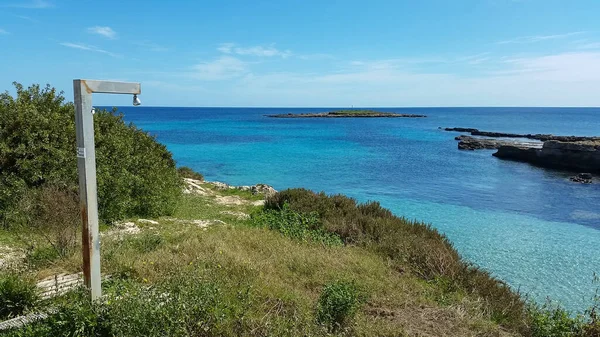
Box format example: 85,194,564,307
114,106,600,312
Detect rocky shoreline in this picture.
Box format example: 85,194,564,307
184,178,277,198
444,127,600,142
493,140,600,173
443,127,600,182
454,135,542,150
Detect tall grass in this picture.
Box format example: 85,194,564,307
265,188,528,332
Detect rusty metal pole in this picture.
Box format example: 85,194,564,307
73,79,141,301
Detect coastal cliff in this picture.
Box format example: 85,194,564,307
444,127,600,174
493,140,600,172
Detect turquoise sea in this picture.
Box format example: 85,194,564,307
114,107,600,312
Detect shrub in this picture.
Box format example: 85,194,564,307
0,273,39,320
316,280,364,332
30,185,80,258
266,188,527,332
527,302,585,337
11,185,80,267
177,166,204,181
0,82,182,225
25,246,61,269
251,204,343,246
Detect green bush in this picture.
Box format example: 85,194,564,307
266,188,527,332
25,246,61,269
527,302,585,337
177,166,204,181
316,280,364,332
0,82,182,225
251,204,343,246
0,273,39,319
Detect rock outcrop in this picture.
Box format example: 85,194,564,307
444,127,600,142
186,179,278,198
455,135,541,151
570,173,593,184
493,141,600,173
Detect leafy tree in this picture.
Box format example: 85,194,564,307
0,82,181,225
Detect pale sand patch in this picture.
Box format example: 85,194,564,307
137,219,159,225
215,195,247,206
219,211,250,220
252,200,266,206
103,222,141,237
0,245,24,270
171,219,227,231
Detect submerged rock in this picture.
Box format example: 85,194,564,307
570,173,593,184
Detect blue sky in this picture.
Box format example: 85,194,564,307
1,0,600,106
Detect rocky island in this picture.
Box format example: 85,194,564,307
443,127,600,179
266,109,427,118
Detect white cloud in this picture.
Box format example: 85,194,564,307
87,26,117,39
498,52,600,81
150,50,600,106
2,0,52,8
199,51,600,106
14,14,38,22
458,52,492,65
0,29,9,35
217,43,235,54
60,42,120,58
497,32,585,44
217,43,292,58
191,56,248,80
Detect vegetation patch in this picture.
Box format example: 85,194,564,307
265,188,528,332
316,280,365,332
251,204,343,246
0,273,39,320
0,83,182,225
177,166,204,181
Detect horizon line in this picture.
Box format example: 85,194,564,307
95,105,600,109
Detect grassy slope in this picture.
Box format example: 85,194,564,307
1,183,515,336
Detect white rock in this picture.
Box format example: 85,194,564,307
252,200,266,206
183,178,212,196
219,211,250,220
215,195,247,206
137,219,159,225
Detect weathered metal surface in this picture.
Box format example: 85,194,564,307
73,80,102,300
81,79,141,95
73,79,141,301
